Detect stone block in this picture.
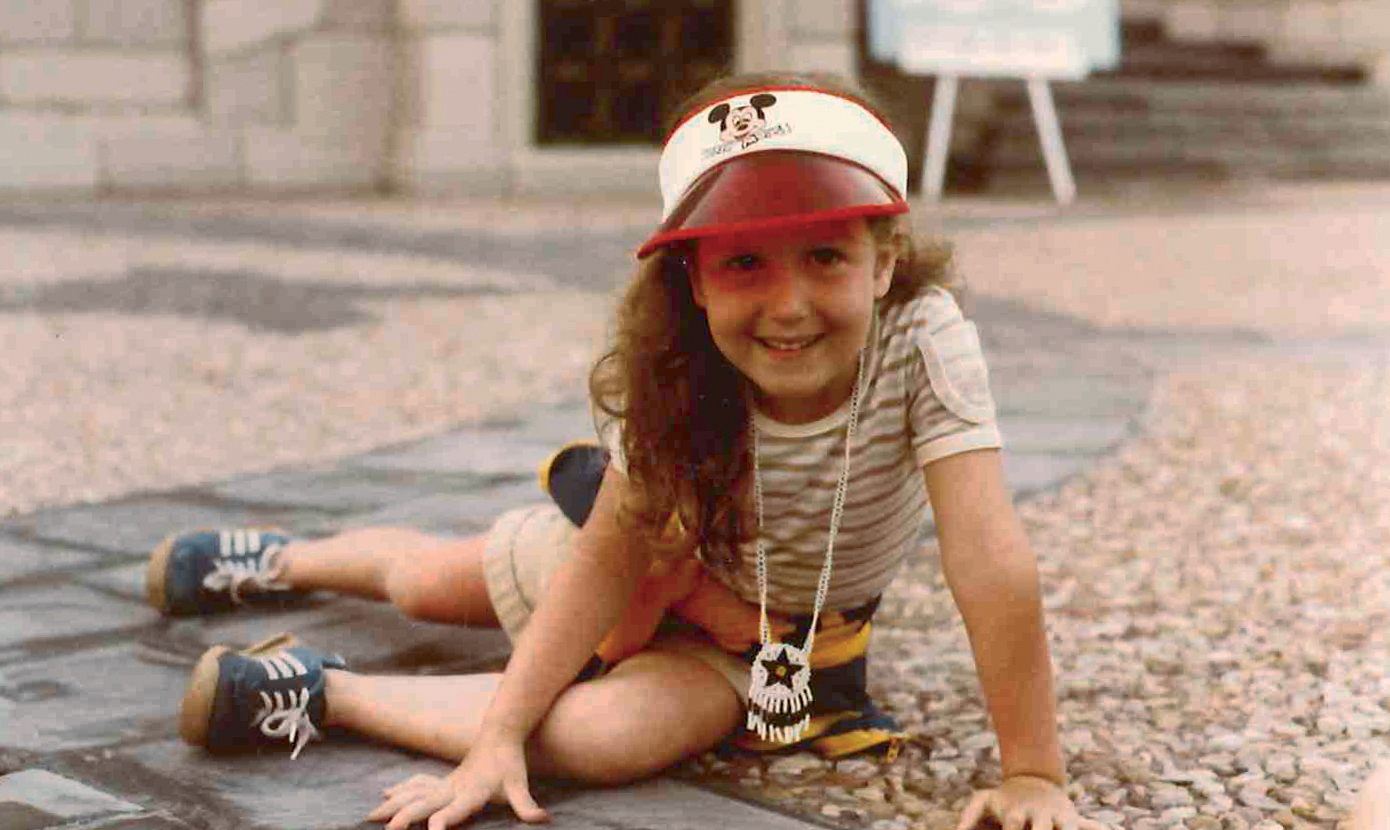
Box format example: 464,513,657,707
1166,0,1221,42
341,481,544,536
242,127,382,188
789,41,854,77
320,0,394,28
201,0,320,54
125,738,458,830
545,778,828,830
346,427,559,479
997,417,1130,456
392,127,510,196
1218,2,1276,44
1279,0,1343,47
210,466,475,512
0,2,76,43
104,129,241,189
0,643,188,751
398,0,496,30
1002,452,1086,496
205,44,287,124
0,114,98,190
0,583,160,649
792,0,853,37
1340,3,1390,51
79,0,188,46
170,595,511,671
0,535,98,583
73,561,147,603
7,498,333,556
0,50,190,106
291,34,393,142
513,148,658,197
1120,0,1168,22
0,769,140,820
418,33,495,132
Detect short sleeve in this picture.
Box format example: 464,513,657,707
907,293,1002,466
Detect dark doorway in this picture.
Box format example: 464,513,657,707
537,0,734,144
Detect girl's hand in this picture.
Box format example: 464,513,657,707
955,775,1108,830
368,736,549,829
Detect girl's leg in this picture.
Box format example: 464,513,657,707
324,650,743,784
280,528,501,628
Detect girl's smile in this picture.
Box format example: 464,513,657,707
689,218,896,424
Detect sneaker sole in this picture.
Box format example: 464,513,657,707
180,633,300,749
179,644,230,747
145,533,179,615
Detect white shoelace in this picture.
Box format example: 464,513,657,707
250,651,319,760
201,531,291,604
253,689,319,760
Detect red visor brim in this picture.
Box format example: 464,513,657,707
637,151,908,259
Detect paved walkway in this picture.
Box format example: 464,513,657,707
0,185,1384,829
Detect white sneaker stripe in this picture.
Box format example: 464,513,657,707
256,655,283,680
279,651,308,676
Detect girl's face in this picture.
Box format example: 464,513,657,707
690,218,896,425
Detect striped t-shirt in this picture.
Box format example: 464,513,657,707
607,285,1002,613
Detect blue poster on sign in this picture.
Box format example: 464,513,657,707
869,0,1119,79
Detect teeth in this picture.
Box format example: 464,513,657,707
762,337,816,350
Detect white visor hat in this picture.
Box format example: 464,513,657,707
637,87,910,259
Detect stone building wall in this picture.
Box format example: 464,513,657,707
2,0,1382,197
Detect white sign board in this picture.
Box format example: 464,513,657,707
869,0,1120,79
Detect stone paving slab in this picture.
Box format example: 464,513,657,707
0,535,99,583
0,583,159,651
0,769,140,823
0,643,187,752
209,467,486,513
161,597,511,673
4,500,339,557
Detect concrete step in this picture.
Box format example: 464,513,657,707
992,78,1390,119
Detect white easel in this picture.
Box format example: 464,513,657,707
922,74,1076,204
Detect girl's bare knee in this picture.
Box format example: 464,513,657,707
382,537,498,626
537,652,742,784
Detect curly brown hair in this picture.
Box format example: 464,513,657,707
590,71,954,568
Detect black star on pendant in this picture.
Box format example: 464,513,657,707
760,650,802,690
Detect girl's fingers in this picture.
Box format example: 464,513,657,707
426,792,488,830
381,774,434,797
1001,807,1029,830
385,791,450,830
504,777,550,824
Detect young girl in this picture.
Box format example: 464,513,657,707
148,72,1101,830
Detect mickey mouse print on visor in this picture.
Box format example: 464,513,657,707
637,88,912,259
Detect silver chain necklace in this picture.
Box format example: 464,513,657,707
746,352,865,744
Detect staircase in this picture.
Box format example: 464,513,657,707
958,20,1390,194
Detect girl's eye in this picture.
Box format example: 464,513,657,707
723,254,761,272
809,248,847,266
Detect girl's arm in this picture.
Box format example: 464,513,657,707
923,448,1066,785
483,463,654,739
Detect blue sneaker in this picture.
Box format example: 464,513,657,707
147,528,302,616
180,632,346,759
